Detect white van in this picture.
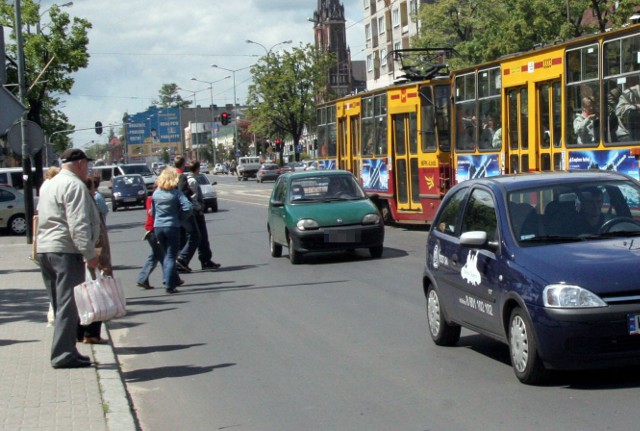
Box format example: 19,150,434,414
0,167,50,193
92,163,157,198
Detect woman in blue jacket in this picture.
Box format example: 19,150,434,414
151,167,192,293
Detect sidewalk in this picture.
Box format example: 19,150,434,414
0,236,138,431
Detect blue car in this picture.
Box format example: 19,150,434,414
111,174,146,211
423,171,640,384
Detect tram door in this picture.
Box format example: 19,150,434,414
537,81,563,171
349,116,360,179
338,117,349,170
506,87,530,174
393,112,421,212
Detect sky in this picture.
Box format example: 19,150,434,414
38,0,367,148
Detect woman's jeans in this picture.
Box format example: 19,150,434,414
154,226,180,289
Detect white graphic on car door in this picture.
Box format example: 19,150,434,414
460,250,481,286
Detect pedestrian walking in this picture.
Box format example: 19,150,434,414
136,185,184,289
37,148,101,368
151,167,192,294
174,156,199,273
77,177,111,345
184,160,221,270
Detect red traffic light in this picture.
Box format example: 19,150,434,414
220,112,230,125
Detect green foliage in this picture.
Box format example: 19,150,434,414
153,83,191,108
246,43,333,147
413,0,640,67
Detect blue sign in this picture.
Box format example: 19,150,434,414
567,149,639,180
125,107,181,146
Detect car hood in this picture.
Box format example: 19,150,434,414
515,238,640,294
287,199,378,226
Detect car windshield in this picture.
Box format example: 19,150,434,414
196,174,210,185
121,165,152,175
289,174,366,203
508,179,640,245
113,176,143,187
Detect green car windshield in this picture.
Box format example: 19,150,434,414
289,175,366,203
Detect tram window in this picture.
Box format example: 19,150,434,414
539,84,551,150
621,35,640,74
411,158,420,203
397,159,408,204
395,116,406,155
567,83,600,146
409,113,418,155
455,73,477,151
479,98,500,150
552,82,562,148
510,154,519,174
605,79,621,143
521,154,529,173
420,86,437,152
508,90,519,151
435,85,451,152
553,153,563,171
541,154,551,171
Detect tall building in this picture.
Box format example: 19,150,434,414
311,0,366,102
362,0,428,90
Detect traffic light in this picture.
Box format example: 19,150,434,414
220,112,230,125
95,121,103,135
275,139,282,151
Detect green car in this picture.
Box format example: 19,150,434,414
268,170,385,264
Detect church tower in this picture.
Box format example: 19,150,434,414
311,0,361,101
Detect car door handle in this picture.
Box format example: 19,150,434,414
451,254,458,266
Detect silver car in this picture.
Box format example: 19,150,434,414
196,174,218,212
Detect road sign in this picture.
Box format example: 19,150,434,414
7,120,44,156
0,87,27,134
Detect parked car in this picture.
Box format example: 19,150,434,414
286,161,305,172
267,170,384,264
257,163,281,183
111,174,146,211
0,185,30,235
200,162,210,174
303,160,319,171
213,163,229,175
196,173,218,212
423,171,640,384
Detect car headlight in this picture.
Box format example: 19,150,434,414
296,219,319,230
113,192,121,198
543,284,606,308
362,213,381,225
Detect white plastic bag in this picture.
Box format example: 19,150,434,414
74,268,127,325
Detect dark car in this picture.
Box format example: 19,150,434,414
423,171,640,384
267,170,384,264
111,174,146,211
257,163,281,183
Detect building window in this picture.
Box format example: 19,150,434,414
381,48,388,66
367,54,373,72
394,41,401,52
365,23,371,41
392,9,400,27
378,16,386,35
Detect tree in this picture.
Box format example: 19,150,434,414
1,0,91,187
413,0,640,68
153,83,191,108
247,43,333,162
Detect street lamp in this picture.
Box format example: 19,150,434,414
211,64,252,157
190,75,231,164
177,87,199,160
245,39,292,57
37,2,73,34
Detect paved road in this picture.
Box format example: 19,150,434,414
95,176,640,431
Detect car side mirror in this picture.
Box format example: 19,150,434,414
460,231,487,246
212,181,218,186
271,200,284,207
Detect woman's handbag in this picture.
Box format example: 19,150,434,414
74,267,127,325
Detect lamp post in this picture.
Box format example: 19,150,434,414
190,75,231,165
211,64,252,157
245,39,292,57
178,87,199,160
37,2,73,34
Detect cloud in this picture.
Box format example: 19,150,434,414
45,0,364,146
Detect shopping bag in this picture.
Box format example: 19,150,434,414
74,268,127,325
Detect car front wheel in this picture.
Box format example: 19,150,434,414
8,214,27,235
426,286,461,346
288,236,302,264
508,307,547,385
270,231,282,257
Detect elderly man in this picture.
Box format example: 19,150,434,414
37,148,101,368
